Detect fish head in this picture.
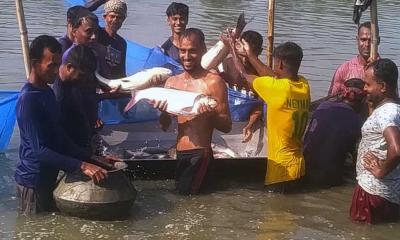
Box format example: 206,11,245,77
195,96,217,109
207,97,217,109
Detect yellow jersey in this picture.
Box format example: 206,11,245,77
253,75,310,185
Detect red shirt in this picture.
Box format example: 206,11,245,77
329,56,366,96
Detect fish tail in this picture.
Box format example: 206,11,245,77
124,91,138,112
95,72,111,87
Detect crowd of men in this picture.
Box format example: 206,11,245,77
14,0,400,225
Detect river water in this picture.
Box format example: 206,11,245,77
1,0,400,239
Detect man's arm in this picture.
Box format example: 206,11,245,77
328,65,345,96
151,76,175,131
85,0,108,11
226,38,269,89
18,94,83,173
363,126,400,178
19,94,107,182
242,104,263,143
207,75,232,133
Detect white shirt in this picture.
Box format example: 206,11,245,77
356,102,400,204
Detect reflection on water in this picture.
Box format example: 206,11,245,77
1,0,400,239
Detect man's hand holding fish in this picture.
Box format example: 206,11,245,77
151,99,171,131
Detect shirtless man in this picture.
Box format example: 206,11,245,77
154,28,232,195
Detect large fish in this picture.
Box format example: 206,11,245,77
201,13,247,70
124,87,217,116
95,67,172,91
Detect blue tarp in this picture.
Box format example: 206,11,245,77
228,89,263,122
0,0,263,151
0,91,18,152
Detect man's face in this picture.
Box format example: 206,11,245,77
179,36,205,72
33,48,61,85
73,18,98,45
364,67,385,105
357,26,371,60
235,38,257,66
104,12,125,33
168,14,188,35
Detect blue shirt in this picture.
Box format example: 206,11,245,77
95,28,127,79
303,100,363,186
161,38,180,64
58,35,73,54
53,44,99,150
15,83,89,189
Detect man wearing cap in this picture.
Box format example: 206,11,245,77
86,0,127,79
303,78,366,187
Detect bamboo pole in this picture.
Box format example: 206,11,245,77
15,0,30,78
370,0,379,61
266,0,275,68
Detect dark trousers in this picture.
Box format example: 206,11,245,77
16,184,57,215
175,148,213,195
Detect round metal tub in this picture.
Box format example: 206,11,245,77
54,166,136,220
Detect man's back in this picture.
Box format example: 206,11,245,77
253,76,310,185
303,100,362,186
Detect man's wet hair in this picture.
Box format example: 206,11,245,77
29,35,62,62
273,42,303,75
367,58,399,91
241,30,263,56
62,45,97,74
344,78,365,89
358,21,371,34
180,28,206,47
343,78,366,102
67,5,87,23
166,2,189,18
70,8,99,29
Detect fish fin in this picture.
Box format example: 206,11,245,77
235,12,247,36
124,91,138,112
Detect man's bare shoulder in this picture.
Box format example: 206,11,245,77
204,71,226,87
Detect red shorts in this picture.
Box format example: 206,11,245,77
350,184,399,224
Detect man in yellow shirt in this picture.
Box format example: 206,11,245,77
231,41,310,193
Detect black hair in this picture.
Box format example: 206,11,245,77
180,28,206,47
70,8,99,29
63,45,97,74
273,42,303,75
241,30,263,56
358,21,371,34
368,58,399,91
166,2,189,18
344,78,365,89
29,35,62,62
67,5,87,22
